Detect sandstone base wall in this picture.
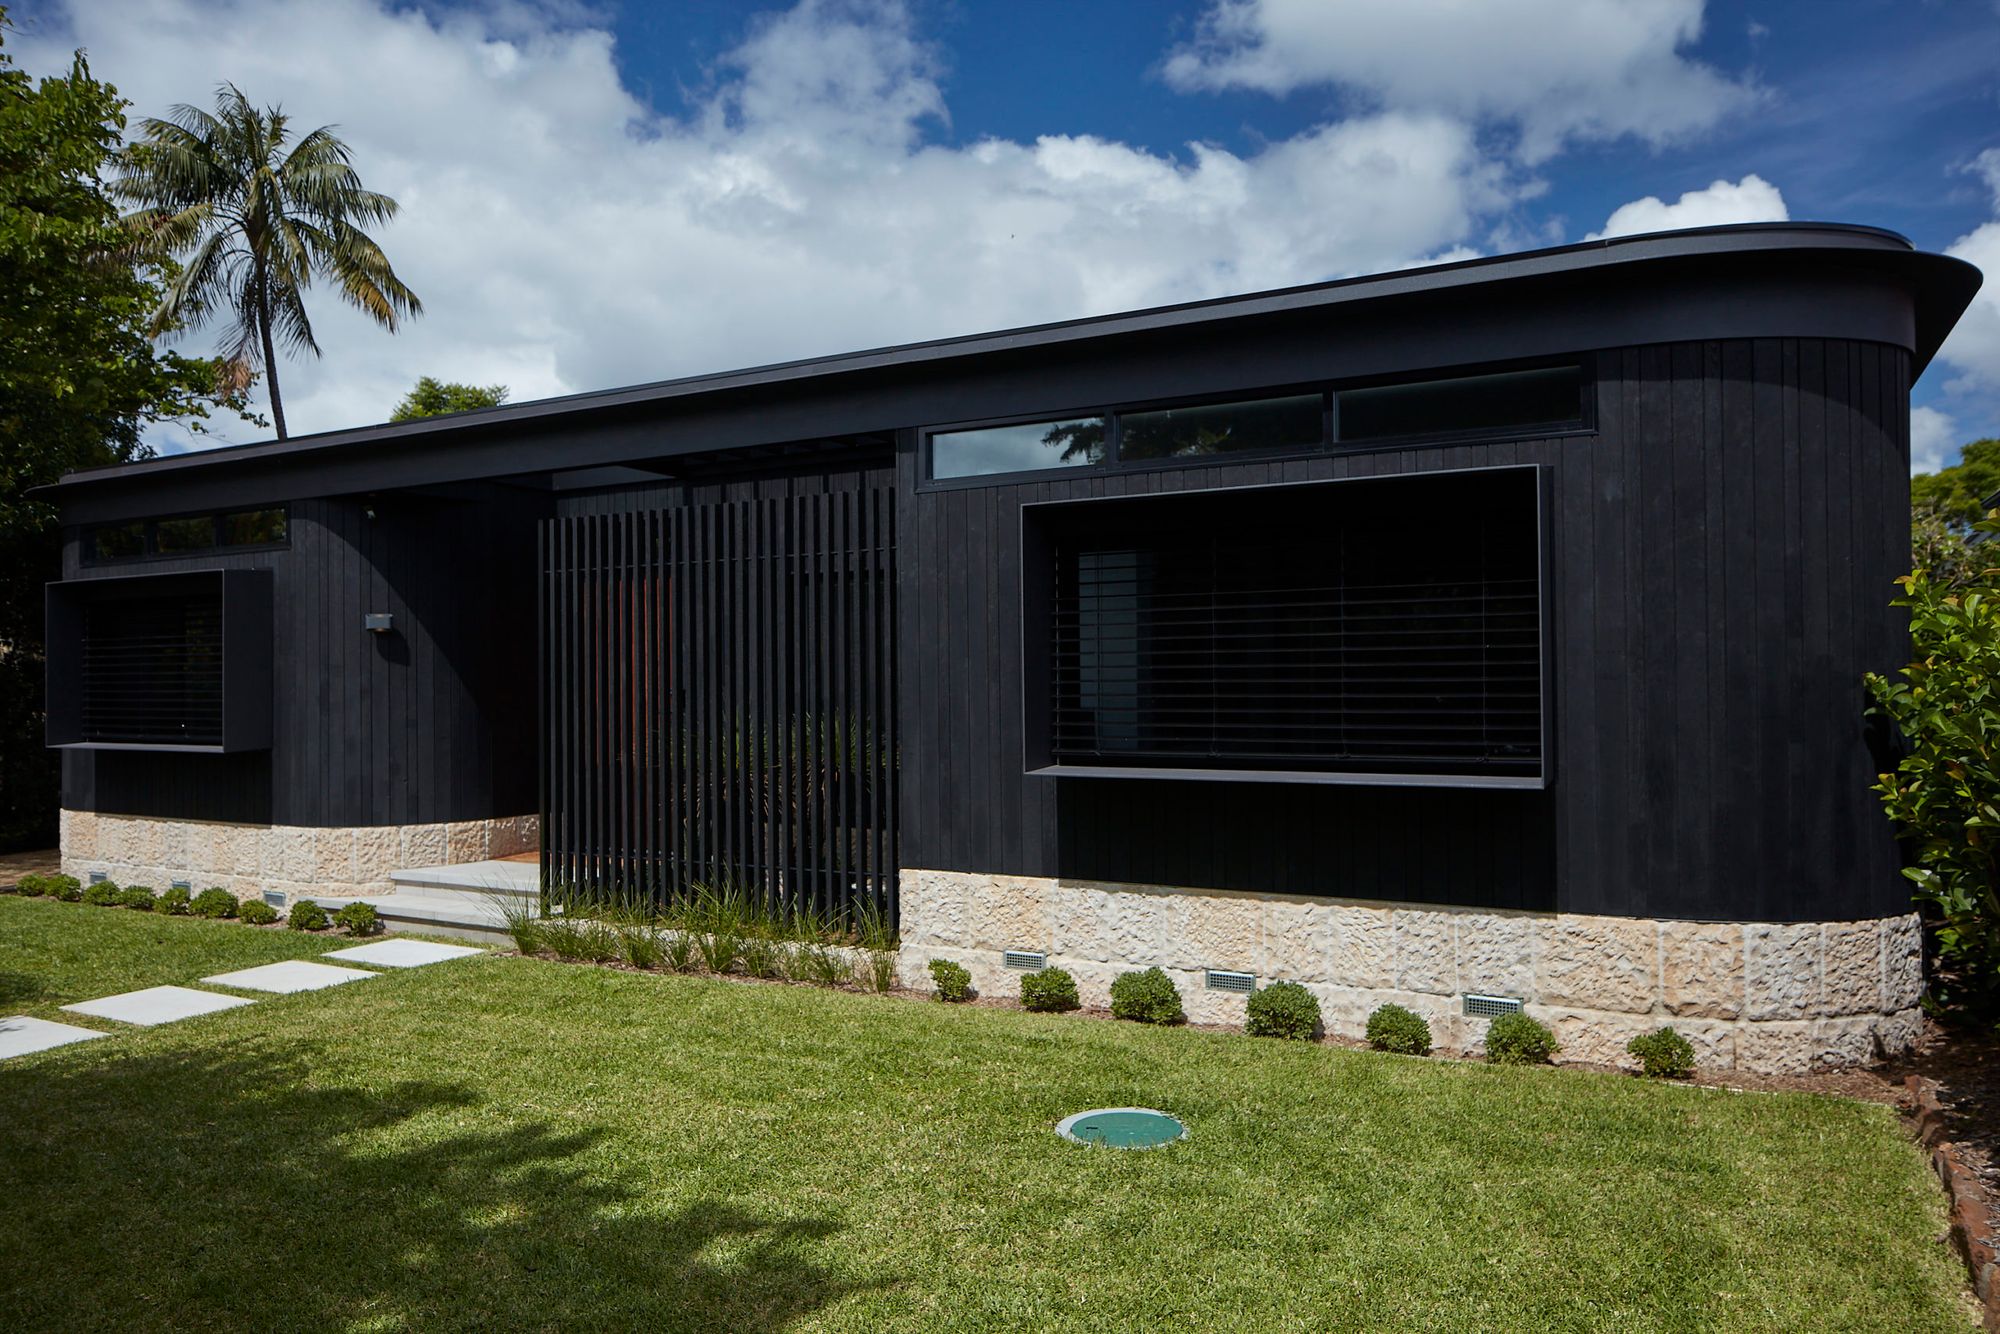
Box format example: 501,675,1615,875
59,809,538,904
896,868,1924,1075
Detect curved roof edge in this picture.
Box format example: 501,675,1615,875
47,221,1983,491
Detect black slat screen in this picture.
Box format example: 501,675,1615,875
1045,468,1542,779
81,593,225,745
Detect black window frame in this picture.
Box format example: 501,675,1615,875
1018,464,1553,790
82,505,291,566
918,359,1591,491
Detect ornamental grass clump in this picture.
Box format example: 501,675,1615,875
929,958,973,1002
1484,1011,1558,1065
1626,1026,1696,1079
1246,980,1320,1040
190,887,238,919
1020,966,1080,1013
1109,967,1184,1024
286,901,329,932
1366,1003,1432,1056
239,898,279,926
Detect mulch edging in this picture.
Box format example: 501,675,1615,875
1908,1074,2000,1330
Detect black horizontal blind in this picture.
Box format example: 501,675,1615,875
1048,470,1542,777
541,487,898,923
81,594,225,745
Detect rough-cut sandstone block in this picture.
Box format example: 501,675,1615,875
313,829,356,885
1392,910,1457,995
1304,984,1382,1040
1733,1020,1816,1076
1808,1016,1885,1071
1883,915,1923,1011
1875,1007,1924,1057
445,821,488,864
1164,890,1262,973
1455,912,1539,998
62,810,99,861
897,943,1013,1000
1820,920,1883,1017
1261,897,1333,980
1744,923,1821,1021
1329,904,1395,989
1533,1006,1654,1068
351,825,401,878
1050,885,1166,964
1537,916,1657,1012
401,823,449,867
274,827,317,883
1044,957,1122,1009
965,875,1052,952
1669,1018,1736,1071
1174,970,1248,1026
1660,920,1744,1019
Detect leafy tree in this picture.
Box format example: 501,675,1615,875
0,14,240,849
390,376,508,422
111,83,420,439
1911,438,2000,527
1868,525,2000,1023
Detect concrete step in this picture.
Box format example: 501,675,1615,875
389,859,539,899
301,886,542,946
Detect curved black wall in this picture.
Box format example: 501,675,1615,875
899,338,1912,923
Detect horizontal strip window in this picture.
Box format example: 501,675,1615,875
922,363,1583,485
1023,467,1546,785
84,507,288,565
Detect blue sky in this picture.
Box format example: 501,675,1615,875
16,0,2000,468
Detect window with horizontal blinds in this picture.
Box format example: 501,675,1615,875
81,594,226,745
1032,467,1544,784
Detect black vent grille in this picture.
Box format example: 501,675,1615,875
81,595,225,745
1047,470,1542,778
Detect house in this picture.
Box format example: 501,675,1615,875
39,223,1982,1072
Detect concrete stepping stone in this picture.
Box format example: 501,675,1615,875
64,986,255,1027
323,940,484,968
0,1015,108,1059
200,960,378,994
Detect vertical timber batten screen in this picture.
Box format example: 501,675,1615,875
540,487,898,923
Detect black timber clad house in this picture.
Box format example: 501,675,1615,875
41,224,1983,1072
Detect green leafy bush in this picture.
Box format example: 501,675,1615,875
1246,980,1321,1040
1867,550,2000,1017
82,880,122,906
47,875,82,902
14,873,47,898
287,901,329,932
1020,966,1080,1013
190,887,238,919
332,902,380,936
118,886,156,911
929,958,973,1002
157,886,191,916
1109,967,1183,1024
1626,1026,1696,1079
1366,1003,1432,1056
239,898,279,925
1484,1011,1558,1065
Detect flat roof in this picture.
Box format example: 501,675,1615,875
43,221,1981,501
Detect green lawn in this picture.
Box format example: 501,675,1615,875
0,896,1975,1332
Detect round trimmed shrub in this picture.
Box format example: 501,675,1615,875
1626,1026,1696,1079
1246,980,1321,1040
118,886,157,911
190,887,238,919
14,874,47,898
47,875,82,902
157,886,191,916
1366,1003,1432,1056
1020,966,1080,1013
82,881,122,907
287,901,329,932
928,958,973,1002
239,899,279,926
1484,1011,1558,1065
332,902,381,936
1109,967,1184,1024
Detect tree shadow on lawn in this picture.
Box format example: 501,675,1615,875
0,1041,866,1330
0,970,46,1009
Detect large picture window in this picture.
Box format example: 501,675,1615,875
1023,467,1546,786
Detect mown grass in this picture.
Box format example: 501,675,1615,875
0,895,1976,1332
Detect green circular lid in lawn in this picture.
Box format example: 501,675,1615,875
1056,1107,1186,1149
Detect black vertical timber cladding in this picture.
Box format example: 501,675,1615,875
898,339,1913,923
60,491,541,827
540,470,898,920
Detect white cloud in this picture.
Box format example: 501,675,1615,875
16,0,1532,446
1935,149,2000,395
1162,0,1757,163
1911,404,1958,476
1585,173,1788,240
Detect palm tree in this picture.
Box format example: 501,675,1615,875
112,84,420,439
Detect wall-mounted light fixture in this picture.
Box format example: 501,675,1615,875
364,613,394,634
